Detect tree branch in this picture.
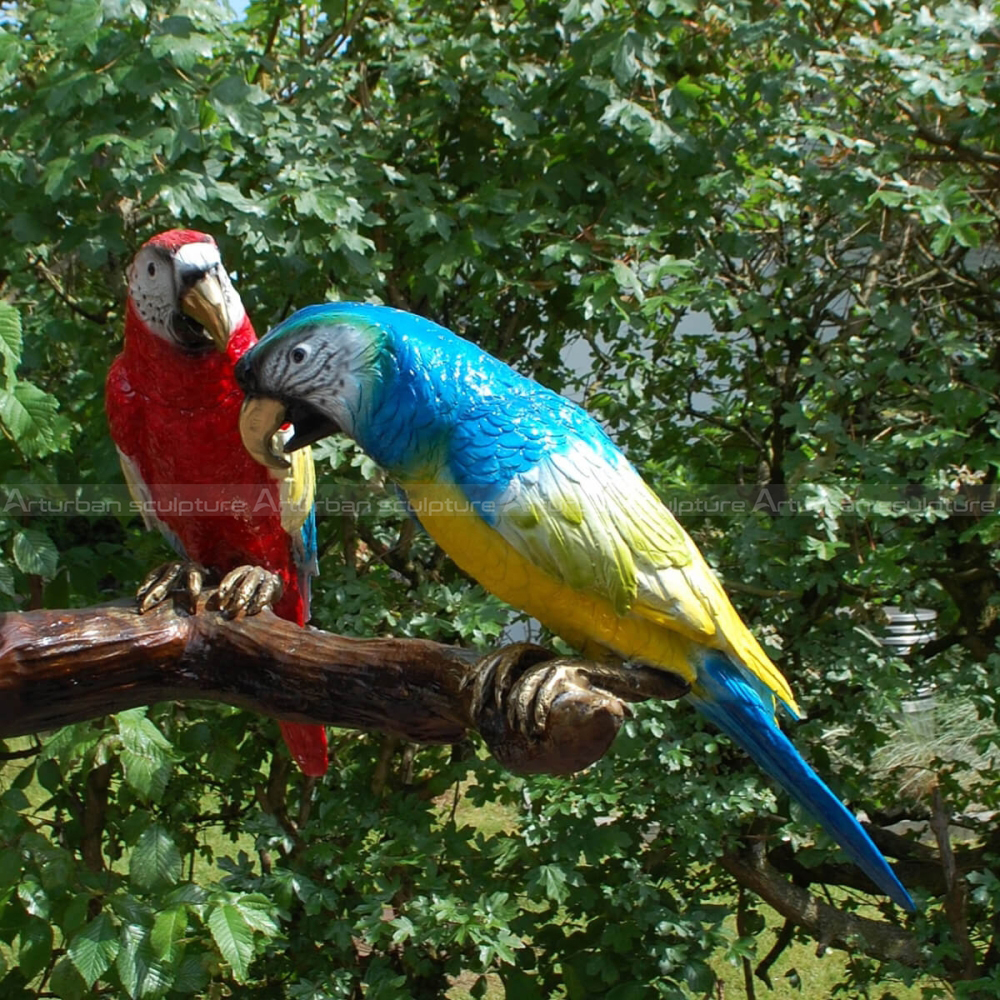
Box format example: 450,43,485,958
29,256,110,325
720,842,921,967
0,592,688,777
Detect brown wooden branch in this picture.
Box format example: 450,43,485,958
29,256,110,325
0,592,937,953
720,843,922,967
930,785,979,980
0,591,688,777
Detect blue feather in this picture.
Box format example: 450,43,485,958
294,505,319,623
691,653,915,911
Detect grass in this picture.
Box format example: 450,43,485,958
441,774,519,838
872,695,999,801
711,908,933,1000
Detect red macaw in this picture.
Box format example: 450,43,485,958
105,229,328,776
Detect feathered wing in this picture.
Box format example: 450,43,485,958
486,437,798,716
271,442,327,776
115,447,188,560
277,444,319,621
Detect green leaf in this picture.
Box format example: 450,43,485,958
231,894,280,936
129,825,182,893
0,969,32,1000
60,894,91,938
607,984,653,1000
150,906,187,963
0,848,19,887
117,709,175,803
35,758,62,794
68,913,119,988
501,969,545,999
0,561,14,597
149,16,215,69
0,302,21,387
0,381,63,456
8,213,47,244
18,875,50,917
116,923,173,999
48,957,87,1000
169,952,210,994
17,915,52,982
54,0,104,54
527,863,570,903
207,904,254,983
12,528,59,580
209,76,265,134
612,259,645,302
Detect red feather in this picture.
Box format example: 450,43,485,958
106,231,328,775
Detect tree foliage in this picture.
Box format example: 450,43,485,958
1,0,999,996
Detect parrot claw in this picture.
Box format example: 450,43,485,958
137,560,206,614
467,643,550,722
471,643,588,736
215,564,284,618
467,643,628,776
507,661,589,737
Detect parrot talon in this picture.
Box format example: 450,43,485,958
469,647,627,775
466,643,551,721
136,560,206,614
469,644,600,739
508,662,586,737
534,664,584,734
215,565,284,617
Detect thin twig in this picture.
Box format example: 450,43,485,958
249,5,284,84
930,784,979,979
29,257,110,325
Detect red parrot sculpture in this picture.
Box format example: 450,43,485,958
106,229,328,776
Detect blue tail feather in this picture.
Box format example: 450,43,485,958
691,652,915,911
294,505,319,623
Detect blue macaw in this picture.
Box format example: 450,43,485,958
234,303,914,910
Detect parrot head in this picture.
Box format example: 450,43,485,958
127,229,246,353
234,304,386,472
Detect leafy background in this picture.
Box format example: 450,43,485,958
1,0,999,997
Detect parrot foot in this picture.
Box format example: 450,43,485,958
215,564,284,618
466,644,690,775
468,643,625,776
137,560,206,614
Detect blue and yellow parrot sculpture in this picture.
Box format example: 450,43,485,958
234,303,914,910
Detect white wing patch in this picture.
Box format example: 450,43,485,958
115,447,188,559
491,438,720,638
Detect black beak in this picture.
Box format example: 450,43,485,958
283,400,341,452
234,353,258,394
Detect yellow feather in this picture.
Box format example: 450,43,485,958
403,462,800,718
404,480,698,681
279,445,316,536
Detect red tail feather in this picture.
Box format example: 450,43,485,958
279,722,329,777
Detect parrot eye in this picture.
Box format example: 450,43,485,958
147,262,156,277
291,345,310,364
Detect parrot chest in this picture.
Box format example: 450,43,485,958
401,479,695,678
108,361,305,622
